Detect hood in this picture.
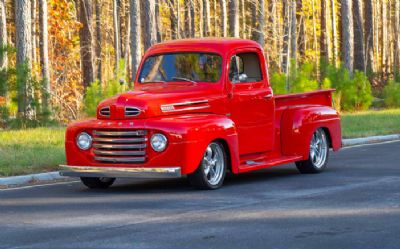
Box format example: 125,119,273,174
96,83,225,120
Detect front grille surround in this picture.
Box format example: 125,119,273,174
125,107,141,117
99,106,110,117
92,129,147,164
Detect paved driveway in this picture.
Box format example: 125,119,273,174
1,142,399,249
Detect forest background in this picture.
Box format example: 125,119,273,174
1,0,400,126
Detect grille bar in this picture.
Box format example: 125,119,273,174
93,150,146,156
93,137,147,144
92,130,147,164
93,130,147,137
93,143,146,150
94,156,146,163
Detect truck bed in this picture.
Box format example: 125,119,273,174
275,89,335,109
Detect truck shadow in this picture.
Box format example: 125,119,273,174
101,165,302,193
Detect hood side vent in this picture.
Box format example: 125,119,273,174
99,106,110,117
125,107,141,117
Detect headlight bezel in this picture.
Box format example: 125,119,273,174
76,132,93,150
150,133,168,152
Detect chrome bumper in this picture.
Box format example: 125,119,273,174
59,165,181,179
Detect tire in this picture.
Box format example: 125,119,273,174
80,177,116,189
188,142,227,190
296,128,329,174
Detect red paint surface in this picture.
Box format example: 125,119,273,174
65,39,341,175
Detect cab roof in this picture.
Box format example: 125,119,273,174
146,38,263,56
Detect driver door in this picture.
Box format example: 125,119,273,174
228,49,275,155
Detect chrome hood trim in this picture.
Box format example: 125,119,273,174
160,99,209,113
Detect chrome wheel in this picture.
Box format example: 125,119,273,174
309,129,328,168
202,142,225,186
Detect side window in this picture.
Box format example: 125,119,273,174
229,56,239,83
229,52,262,83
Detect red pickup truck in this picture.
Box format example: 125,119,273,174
61,39,341,190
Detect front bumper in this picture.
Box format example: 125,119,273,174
59,165,181,179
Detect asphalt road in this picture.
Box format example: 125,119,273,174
1,142,400,249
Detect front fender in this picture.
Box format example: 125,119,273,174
281,106,342,158
145,114,240,174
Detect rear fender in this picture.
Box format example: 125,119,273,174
281,106,341,158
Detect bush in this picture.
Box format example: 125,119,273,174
84,60,127,116
270,72,287,94
322,65,373,111
289,62,319,93
383,80,400,108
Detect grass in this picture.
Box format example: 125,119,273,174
0,127,66,177
1,109,400,176
341,109,400,138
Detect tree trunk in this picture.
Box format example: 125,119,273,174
229,0,239,37
168,0,179,39
198,0,203,37
364,0,374,74
155,0,161,42
353,0,365,72
268,0,277,66
143,0,156,50
31,0,37,64
130,0,141,81
203,0,210,37
94,0,102,82
381,0,388,74
290,0,297,65
184,0,191,38
320,0,330,62
340,0,354,75
213,0,217,36
251,0,257,41
282,1,291,75
16,0,35,118
0,0,7,70
124,4,131,82
241,0,245,38
220,0,227,37
257,0,265,47
79,0,95,88
39,0,50,114
297,0,305,59
113,0,121,72
331,0,339,67
189,0,195,37
394,0,400,79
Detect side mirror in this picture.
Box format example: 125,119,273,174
238,73,247,82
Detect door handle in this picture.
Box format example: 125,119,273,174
263,93,273,99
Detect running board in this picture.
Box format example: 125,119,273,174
239,155,303,173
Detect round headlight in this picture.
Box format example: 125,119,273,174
76,132,92,150
151,133,168,152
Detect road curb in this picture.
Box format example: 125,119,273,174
342,134,400,147
1,134,400,188
0,171,68,188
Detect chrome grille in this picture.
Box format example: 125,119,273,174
125,107,141,117
92,130,147,164
99,107,110,117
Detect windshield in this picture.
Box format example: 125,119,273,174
138,53,222,83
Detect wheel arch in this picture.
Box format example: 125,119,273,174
281,106,342,158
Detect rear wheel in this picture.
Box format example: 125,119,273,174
296,128,329,174
80,177,116,189
188,142,227,190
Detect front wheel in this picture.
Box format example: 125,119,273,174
80,177,116,189
188,142,227,190
296,128,329,174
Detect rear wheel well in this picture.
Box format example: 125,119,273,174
321,127,333,148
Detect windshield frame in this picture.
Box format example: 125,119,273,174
137,51,224,84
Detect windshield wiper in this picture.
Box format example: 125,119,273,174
171,77,197,84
